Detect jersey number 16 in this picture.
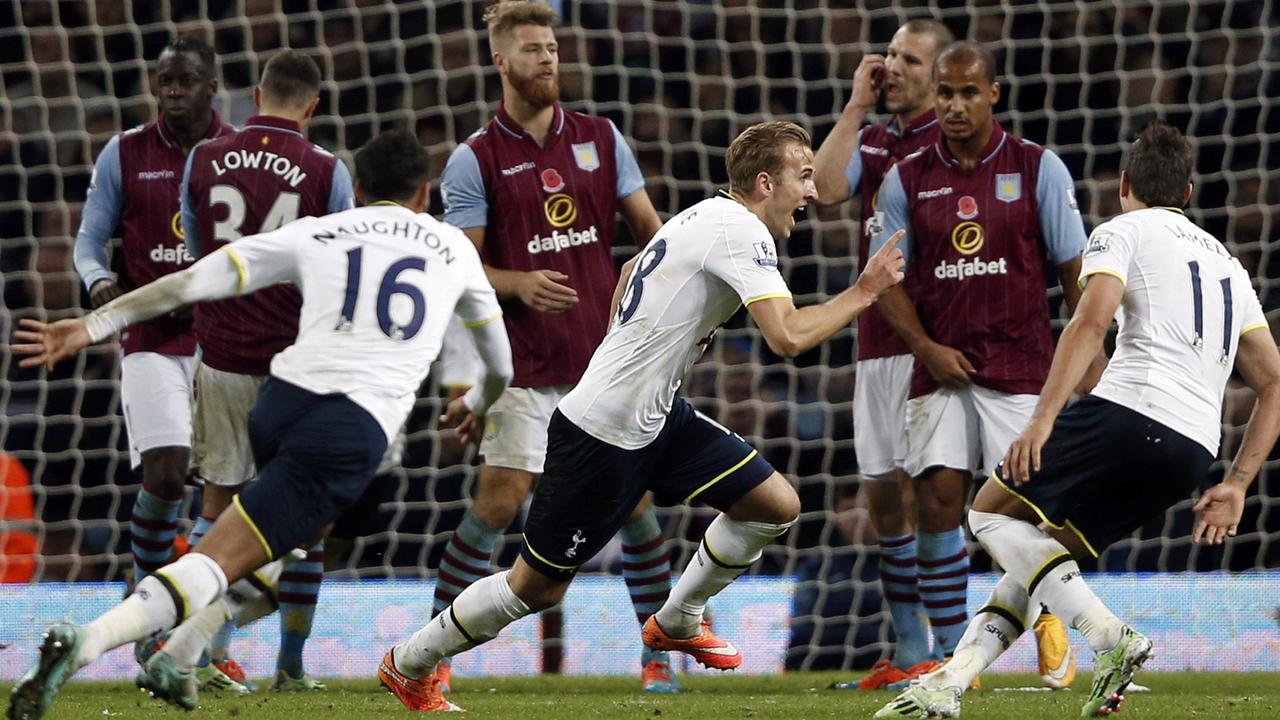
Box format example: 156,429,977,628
335,247,428,341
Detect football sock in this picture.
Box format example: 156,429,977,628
917,528,970,656
432,510,500,620
187,514,234,663
189,514,215,546
878,532,931,668
618,509,672,627
654,514,793,638
922,573,1033,691
130,489,182,580
968,509,1124,653
395,570,531,676
77,553,226,668
163,558,287,668
277,540,324,677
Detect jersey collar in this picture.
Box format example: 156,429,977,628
156,110,226,150
888,109,939,138
935,120,1006,168
243,114,304,137
493,101,566,141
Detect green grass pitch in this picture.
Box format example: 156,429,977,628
5,672,1279,719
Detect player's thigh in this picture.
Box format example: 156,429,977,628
120,352,196,470
649,399,777,515
904,386,980,478
193,362,267,489
479,385,569,475
520,410,653,581
972,386,1038,470
853,354,913,479
238,379,387,560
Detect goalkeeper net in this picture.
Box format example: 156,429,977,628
2,0,1277,672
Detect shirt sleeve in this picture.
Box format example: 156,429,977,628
869,165,914,266
73,134,124,290
1036,149,1088,265
328,159,355,214
702,213,792,306
843,127,865,199
1235,263,1269,336
610,120,646,198
1078,218,1138,288
440,143,488,230
181,149,201,258
436,315,481,388
216,220,308,294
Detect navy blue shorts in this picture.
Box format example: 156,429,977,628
992,395,1213,556
236,378,387,559
521,397,776,580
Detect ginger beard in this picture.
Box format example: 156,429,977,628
508,63,559,109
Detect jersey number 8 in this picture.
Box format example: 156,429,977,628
617,239,668,325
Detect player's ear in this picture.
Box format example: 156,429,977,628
408,181,431,213
1182,182,1193,207
302,96,320,122
990,80,1000,105
1118,171,1130,201
252,86,262,110
354,181,369,207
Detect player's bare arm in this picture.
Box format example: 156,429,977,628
812,54,884,205
876,283,976,387
749,229,904,358
618,189,663,249
1192,326,1280,544
464,225,579,313
1056,254,1108,393
1002,273,1124,485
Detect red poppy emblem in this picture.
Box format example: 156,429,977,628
541,168,565,193
957,195,979,219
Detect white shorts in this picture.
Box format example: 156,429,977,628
120,352,196,470
480,385,571,474
192,363,266,487
853,354,913,479
904,384,1038,478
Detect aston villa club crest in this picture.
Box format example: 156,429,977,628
995,173,1022,203
541,167,565,193
957,194,979,219
572,141,600,171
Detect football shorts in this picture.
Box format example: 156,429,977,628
853,354,913,479
904,384,1038,478
479,384,572,474
120,352,196,469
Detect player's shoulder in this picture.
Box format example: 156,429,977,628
699,194,770,238
892,144,933,176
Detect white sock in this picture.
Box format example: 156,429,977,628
921,574,1034,692
394,571,531,676
77,553,227,668
1065,598,1124,653
231,557,289,628
967,510,1068,588
654,514,794,638
163,600,233,669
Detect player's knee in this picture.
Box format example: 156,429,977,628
761,484,801,526
141,447,190,499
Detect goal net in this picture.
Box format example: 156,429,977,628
2,0,1276,674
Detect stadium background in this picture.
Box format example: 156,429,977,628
1,0,1277,675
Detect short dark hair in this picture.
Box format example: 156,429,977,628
935,40,996,83
725,121,812,194
161,36,216,79
354,129,431,202
901,18,955,57
1124,119,1193,208
260,50,322,108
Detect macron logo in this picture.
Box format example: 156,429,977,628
917,186,954,199
137,170,175,181
860,144,890,157
502,162,536,176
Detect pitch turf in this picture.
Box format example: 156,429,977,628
4,672,1278,719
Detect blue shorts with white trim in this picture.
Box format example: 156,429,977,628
236,378,387,559
521,397,775,580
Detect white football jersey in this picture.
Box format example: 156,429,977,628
559,194,791,449
221,203,501,440
1081,207,1267,454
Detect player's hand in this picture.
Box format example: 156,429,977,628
917,341,975,387
440,396,484,446
517,269,579,314
13,317,94,370
849,54,887,110
856,229,906,297
89,280,124,309
1002,417,1054,486
1191,482,1246,544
